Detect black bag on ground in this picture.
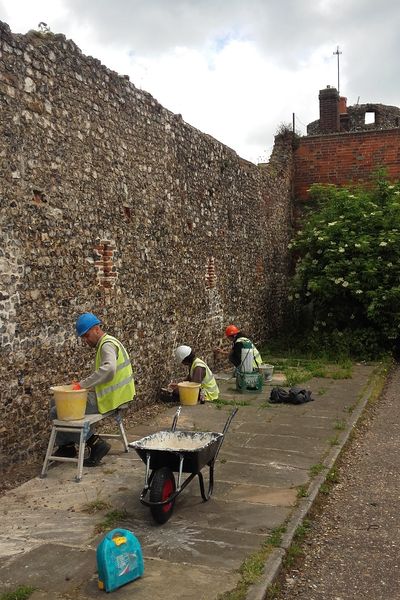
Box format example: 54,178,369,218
269,386,313,405
269,387,290,403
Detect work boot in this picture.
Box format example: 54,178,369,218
84,435,111,467
53,443,77,458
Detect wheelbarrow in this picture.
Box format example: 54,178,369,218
129,407,238,524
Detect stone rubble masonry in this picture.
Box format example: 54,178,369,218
0,21,295,468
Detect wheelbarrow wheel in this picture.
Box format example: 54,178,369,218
150,467,176,524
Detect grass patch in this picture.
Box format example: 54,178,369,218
0,587,36,600
319,467,340,496
259,401,274,409
334,419,345,431
329,366,352,379
268,525,286,547
82,499,111,514
326,467,339,484
214,398,250,407
283,367,312,386
309,463,325,477
217,526,286,599
319,482,330,495
262,355,353,387
265,583,281,599
283,543,302,568
94,509,128,534
283,520,312,568
296,485,309,498
329,434,340,446
294,519,311,542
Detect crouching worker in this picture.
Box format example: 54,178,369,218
215,324,262,370
51,312,135,466
173,345,219,403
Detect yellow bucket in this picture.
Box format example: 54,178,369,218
50,385,88,420
178,381,200,406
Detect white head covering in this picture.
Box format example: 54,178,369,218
174,345,192,362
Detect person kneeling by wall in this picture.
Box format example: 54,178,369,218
172,345,219,403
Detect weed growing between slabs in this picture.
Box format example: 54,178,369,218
0,587,36,600
94,509,129,534
217,526,287,600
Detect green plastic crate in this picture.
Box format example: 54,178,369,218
235,370,263,393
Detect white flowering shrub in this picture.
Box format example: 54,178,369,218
290,177,400,356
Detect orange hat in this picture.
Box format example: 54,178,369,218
225,324,239,337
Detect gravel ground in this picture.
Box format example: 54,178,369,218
273,365,400,600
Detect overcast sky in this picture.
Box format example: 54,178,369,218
1,0,399,163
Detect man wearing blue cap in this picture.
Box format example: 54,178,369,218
53,312,135,466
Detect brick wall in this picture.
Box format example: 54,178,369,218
0,22,295,468
294,129,400,200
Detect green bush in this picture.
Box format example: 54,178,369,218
289,176,400,356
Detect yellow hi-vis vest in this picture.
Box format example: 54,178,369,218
236,337,262,369
190,357,219,402
95,334,135,414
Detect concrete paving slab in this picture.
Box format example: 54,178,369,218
217,482,298,506
81,558,239,600
0,364,376,599
235,420,335,438
0,544,96,592
230,432,327,455
174,495,291,533
217,460,308,488
220,445,318,470
121,518,263,569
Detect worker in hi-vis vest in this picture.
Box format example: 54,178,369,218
172,345,219,403
215,324,262,370
51,312,135,466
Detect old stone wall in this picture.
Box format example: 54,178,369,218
294,129,400,201
0,22,295,468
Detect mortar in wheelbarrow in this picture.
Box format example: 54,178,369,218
132,430,223,473
130,407,238,524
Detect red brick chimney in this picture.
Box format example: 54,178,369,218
339,96,347,114
319,86,339,133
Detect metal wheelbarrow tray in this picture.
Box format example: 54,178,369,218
129,407,237,524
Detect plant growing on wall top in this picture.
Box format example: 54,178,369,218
288,177,400,356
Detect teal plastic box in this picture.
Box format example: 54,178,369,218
97,528,144,592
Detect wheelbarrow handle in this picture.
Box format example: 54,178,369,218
171,406,181,431
222,407,238,435
213,407,238,463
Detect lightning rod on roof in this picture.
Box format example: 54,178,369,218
333,45,342,95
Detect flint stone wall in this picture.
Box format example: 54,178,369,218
0,22,294,468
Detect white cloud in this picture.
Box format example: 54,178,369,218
1,0,399,163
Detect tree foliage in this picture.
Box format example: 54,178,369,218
289,177,400,355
